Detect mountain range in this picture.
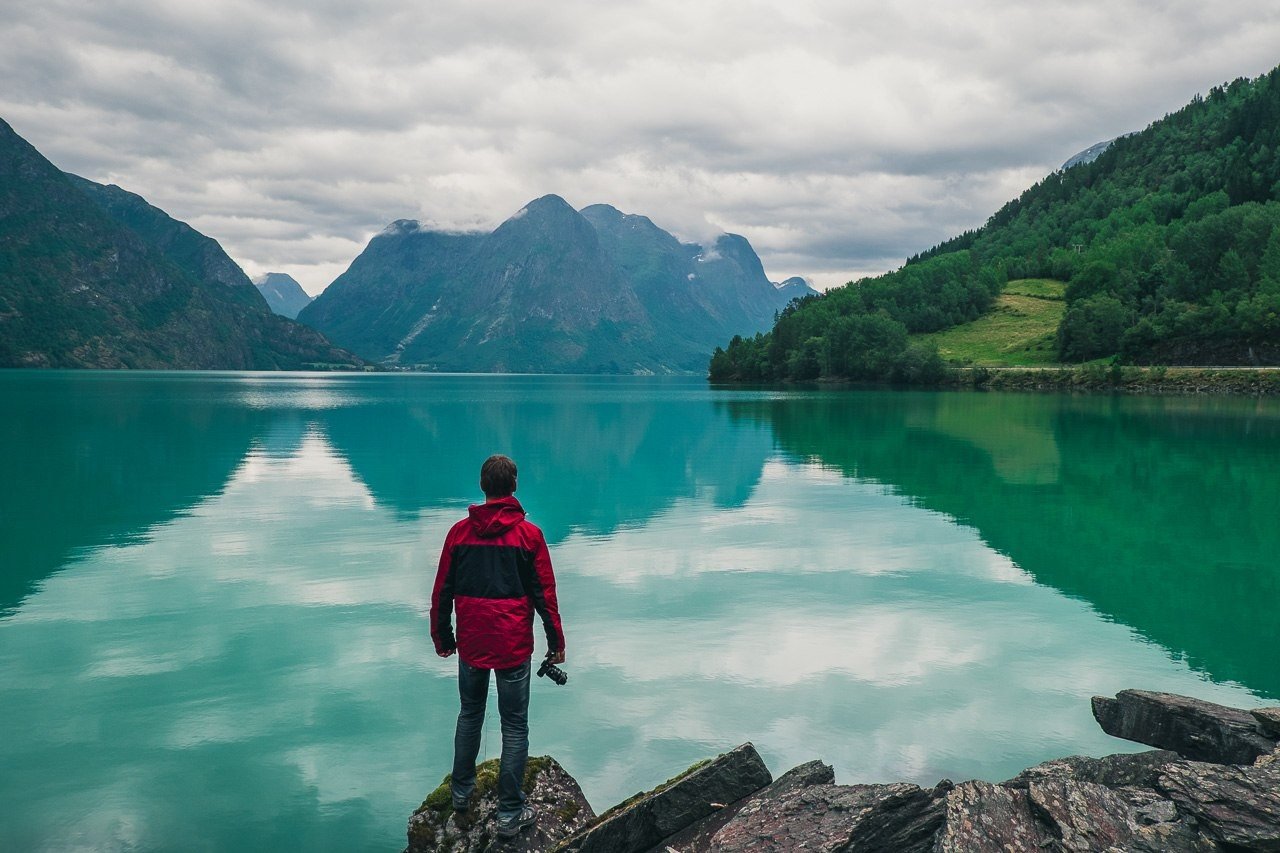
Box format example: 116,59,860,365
0,118,363,370
298,195,812,373
254,273,314,319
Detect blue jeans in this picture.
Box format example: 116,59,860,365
451,659,530,819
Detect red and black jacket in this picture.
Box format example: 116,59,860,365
430,496,565,670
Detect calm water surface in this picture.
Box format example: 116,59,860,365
2,372,1277,851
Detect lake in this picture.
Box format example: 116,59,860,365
2,371,1277,852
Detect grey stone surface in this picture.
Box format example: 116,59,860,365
933,781,1051,852
1092,689,1278,764
645,759,834,853
1252,707,1280,738
554,742,771,853
767,758,837,793
841,782,946,853
707,782,937,853
1027,778,1143,851
1007,749,1181,789
1158,759,1280,851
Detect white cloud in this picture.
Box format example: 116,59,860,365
3,0,1278,294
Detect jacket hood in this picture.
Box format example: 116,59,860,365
468,496,526,538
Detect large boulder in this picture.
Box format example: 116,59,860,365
1092,690,1278,764
553,742,772,853
406,756,595,853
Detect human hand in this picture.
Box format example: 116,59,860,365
438,648,456,658
548,650,565,665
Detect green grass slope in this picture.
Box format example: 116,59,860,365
917,279,1065,367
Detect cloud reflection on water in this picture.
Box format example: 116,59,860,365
2,376,1277,853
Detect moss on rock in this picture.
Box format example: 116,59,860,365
419,755,556,819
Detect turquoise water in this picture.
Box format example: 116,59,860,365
1,372,1277,851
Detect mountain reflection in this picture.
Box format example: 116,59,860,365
722,391,1280,698
0,374,773,612
4,374,1278,851
7,373,1277,703
313,375,773,543
0,372,270,614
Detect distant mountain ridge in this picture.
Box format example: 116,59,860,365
775,276,818,302
254,273,313,319
299,195,802,373
0,118,362,369
1061,138,1117,170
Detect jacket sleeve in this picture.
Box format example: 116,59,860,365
528,531,566,653
429,528,457,654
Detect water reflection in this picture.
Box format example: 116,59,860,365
313,375,772,540
2,374,1277,852
0,372,270,614
722,391,1280,698
0,428,446,852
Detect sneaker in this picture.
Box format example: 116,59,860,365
495,805,536,839
452,795,469,813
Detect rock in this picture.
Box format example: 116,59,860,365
1092,690,1278,764
647,759,834,852
553,742,772,853
1158,759,1280,851
1007,749,1180,789
406,756,595,853
1253,707,1280,738
1026,778,1144,850
766,759,837,793
404,690,1280,853
933,781,1052,852
841,782,946,853
705,782,940,853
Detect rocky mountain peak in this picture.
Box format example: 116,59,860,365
300,196,801,373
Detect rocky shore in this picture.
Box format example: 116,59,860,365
407,689,1280,852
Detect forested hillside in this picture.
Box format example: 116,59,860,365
711,66,1280,381
0,119,362,370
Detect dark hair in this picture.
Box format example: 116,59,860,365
480,454,518,498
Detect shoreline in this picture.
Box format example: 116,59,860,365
408,689,1280,852
952,365,1280,396
707,365,1280,395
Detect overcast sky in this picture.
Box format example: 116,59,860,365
4,1,1279,294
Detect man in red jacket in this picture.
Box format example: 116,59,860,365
430,454,566,839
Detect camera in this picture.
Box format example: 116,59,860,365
537,652,568,686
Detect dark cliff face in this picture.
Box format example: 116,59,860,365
300,196,796,373
0,117,362,369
